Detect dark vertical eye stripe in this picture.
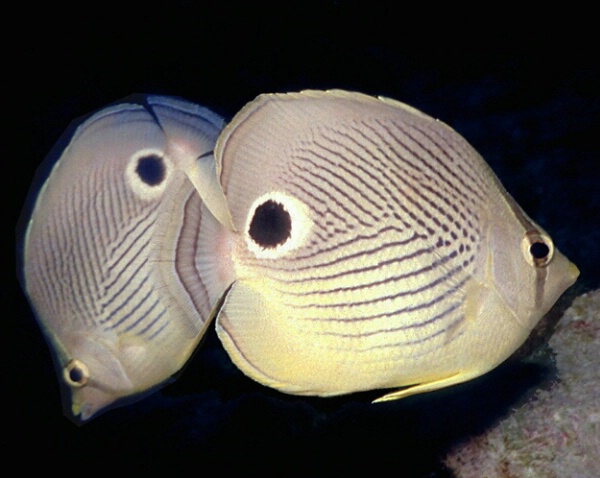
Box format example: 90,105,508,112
535,262,548,309
21,97,228,421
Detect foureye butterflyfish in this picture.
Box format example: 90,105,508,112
19,95,225,422
198,89,579,402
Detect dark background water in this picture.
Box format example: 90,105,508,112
7,3,598,476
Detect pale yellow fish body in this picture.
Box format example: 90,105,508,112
21,96,224,421
201,89,579,401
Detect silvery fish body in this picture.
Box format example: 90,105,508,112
20,95,224,421
197,89,579,401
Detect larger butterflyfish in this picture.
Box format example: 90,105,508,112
197,89,579,402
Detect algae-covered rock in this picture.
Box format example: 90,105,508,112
445,290,600,478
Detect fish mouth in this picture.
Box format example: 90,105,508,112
71,400,96,422
69,384,119,423
567,261,580,284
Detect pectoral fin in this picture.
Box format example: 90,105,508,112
215,281,312,393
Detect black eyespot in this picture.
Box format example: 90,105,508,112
135,154,166,186
530,241,550,260
249,200,292,248
63,359,89,387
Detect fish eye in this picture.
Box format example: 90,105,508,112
63,359,90,388
522,231,554,267
249,200,292,248
125,148,173,200
245,192,312,259
530,241,550,260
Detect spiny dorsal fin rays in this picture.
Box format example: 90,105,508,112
148,95,224,134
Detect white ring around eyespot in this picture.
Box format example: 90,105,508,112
125,148,174,201
244,191,313,259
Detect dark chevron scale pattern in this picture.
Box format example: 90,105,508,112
228,116,484,360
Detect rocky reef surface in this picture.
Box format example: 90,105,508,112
445,290,600,477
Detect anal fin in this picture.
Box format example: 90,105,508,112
372,371,472,403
